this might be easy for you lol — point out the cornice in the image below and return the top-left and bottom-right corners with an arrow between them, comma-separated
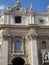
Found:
34,12 -> 49,16
0,24 -> 29,29
29,24 -> 49,29
0,24 -> 49,29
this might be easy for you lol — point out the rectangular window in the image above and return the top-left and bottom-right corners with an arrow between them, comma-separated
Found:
15,16 -> 21,23
39,19 -> 44,24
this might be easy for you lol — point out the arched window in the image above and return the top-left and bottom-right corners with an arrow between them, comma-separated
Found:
14,40 -> 22,52
41,41 -> 46,49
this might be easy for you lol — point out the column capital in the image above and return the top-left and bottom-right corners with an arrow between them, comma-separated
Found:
24,35 -> 29,40
28,34 -> 38,40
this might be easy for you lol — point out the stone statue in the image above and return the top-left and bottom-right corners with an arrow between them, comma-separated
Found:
29,4 -> 33,12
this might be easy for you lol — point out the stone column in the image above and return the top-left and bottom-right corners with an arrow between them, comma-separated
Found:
2,36 -> 8,65
30,35 -> 39,65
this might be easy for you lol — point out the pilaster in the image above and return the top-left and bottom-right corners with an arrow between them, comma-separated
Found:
29,35 -> 39,65
1,35 -> 8,65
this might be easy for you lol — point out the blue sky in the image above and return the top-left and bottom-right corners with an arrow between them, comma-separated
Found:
0,0 -> 49,13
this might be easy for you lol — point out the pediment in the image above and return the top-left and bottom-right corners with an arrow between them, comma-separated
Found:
9,1 -> 26,15
2,1 -> 27,16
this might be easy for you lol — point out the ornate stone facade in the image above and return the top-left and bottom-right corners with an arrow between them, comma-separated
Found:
0,1 -> 49,65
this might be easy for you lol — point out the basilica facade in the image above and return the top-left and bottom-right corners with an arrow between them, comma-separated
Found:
0,1 -> 49,65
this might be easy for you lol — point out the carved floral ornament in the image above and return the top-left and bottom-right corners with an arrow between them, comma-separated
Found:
24,35 -> 37,40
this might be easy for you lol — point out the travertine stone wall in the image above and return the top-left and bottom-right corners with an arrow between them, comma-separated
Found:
2,40 -> 8,65
0,45 -> 1,65
36,28 -> 49,36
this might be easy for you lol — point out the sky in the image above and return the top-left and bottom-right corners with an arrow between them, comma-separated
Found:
0,0 -> 49,13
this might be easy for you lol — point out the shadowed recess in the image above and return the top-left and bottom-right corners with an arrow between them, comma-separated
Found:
12,57 -> 25,65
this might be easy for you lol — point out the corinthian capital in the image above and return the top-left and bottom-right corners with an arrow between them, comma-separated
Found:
28,34 -> 38,40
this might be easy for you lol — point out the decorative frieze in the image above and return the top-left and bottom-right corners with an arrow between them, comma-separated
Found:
37,36 -> 49,40
36,28 -> 49,36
